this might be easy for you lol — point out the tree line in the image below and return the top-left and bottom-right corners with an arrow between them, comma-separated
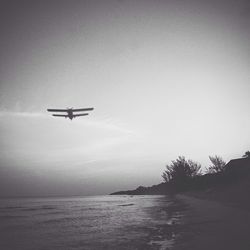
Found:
161,151 -> 250,190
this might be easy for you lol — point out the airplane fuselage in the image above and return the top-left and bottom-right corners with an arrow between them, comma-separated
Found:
67,109 -> 74,120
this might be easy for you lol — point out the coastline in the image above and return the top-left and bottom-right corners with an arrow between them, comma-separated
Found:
173,194 -> 250,250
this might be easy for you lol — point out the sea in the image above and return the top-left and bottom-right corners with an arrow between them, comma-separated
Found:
0,195 -> 186,250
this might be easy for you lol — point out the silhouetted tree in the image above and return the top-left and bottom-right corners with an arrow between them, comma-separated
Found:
162,156 -> 201,184
206,155 -> 226,173
242,151 -> 250,158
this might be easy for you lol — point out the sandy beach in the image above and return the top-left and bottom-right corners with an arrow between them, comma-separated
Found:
174,195 -> 250,250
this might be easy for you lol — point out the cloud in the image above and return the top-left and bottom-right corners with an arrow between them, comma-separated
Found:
76,118 -> 136,135
0,110 -> 47,118
0,110 -> 135,134
0,110 -> 138,166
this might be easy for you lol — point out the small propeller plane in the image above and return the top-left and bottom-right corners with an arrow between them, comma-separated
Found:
47,107 -> 94,120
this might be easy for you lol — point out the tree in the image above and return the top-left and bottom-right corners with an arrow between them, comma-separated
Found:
206,155 -> 226,174
162,156 -> 201,184
242,151 -> 250,158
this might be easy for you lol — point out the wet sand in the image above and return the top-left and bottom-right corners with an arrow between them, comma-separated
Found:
174,195 -> 250,250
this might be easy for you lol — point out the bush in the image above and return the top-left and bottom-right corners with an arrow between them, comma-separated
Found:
243,151 -> 250,158
162,156 -> 201,184
206,155 -> 226,173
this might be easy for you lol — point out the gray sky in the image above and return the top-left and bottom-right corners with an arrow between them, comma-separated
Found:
0,0 -> 250,196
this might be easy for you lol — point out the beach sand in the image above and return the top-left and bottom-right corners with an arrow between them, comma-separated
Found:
173,194 -> 250,250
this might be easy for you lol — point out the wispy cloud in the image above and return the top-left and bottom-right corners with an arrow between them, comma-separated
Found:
76,118 -> 136,135
0,110 -> 139,166
0,110 -> 136,135
0,111 -> 47,118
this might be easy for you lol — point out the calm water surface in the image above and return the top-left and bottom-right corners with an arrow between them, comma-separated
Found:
0,195 -> 184,250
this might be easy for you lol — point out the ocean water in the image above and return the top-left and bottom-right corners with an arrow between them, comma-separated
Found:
0,195 -> 184,250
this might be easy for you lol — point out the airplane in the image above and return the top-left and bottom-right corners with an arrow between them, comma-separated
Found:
47,107 -> 94,120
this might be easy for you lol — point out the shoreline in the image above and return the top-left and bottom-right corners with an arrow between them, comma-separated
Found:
173,194 -> 250,250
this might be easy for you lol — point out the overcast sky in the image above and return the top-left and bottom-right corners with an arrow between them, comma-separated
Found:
0,0 -> 250,197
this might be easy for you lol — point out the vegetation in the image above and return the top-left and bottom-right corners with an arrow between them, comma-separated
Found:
111,150 -> 250,195
161,156 -> 201,191
243,151 -> 250,158
206,155 -> 226,173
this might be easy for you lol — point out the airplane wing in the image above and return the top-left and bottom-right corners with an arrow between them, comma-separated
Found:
47,109 -> 68,112
73,113 -> 89,117
52,114 -> 68,118
72,108 -> 94,112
